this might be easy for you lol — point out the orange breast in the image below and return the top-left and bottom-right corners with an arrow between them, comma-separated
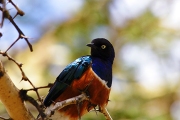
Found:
54,67 -> 111,119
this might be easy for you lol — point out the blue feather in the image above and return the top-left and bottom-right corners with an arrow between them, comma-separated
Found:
43,56 -> 92,107
91,57 -> 112,88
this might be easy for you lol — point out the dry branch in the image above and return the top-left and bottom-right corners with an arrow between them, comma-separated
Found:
0,60 -> 35,120
100,107 -> 113,120
44,92 -> 113,120
45,93 -> 89,117
0,1 -> 33,52
0,50 -> 43,104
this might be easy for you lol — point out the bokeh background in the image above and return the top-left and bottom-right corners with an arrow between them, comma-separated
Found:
1,0 -> 180,119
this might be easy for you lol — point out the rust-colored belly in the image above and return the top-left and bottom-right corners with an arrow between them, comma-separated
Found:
54,67 -> 111,119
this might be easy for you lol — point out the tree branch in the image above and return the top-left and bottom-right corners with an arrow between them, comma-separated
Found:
44,92 -> 113,120
45,93 -> 89,118
100,107 -> 113,120
0,51 -> 43,104
0,60 -> 35,120
0,2 -> 33,52
19,90 -> 46,119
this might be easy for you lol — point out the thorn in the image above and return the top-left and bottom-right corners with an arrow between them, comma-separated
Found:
19,63 -> 23,67
12,12 -> 18,19
21,34 -> 28,39
20,78 -> 23,82
22,76 -> 28,81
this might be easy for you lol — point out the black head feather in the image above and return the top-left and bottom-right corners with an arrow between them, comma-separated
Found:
87,38 -> 115,64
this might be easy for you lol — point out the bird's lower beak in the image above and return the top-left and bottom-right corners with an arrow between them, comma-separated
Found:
86,43 -> 94,47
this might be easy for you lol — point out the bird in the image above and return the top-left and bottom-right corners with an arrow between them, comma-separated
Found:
43,38 -> 115,120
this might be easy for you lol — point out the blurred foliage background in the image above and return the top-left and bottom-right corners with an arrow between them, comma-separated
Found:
1,0 -> 180,120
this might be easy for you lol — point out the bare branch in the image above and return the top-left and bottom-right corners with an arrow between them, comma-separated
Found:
25,83 -> 53,91
0,0 -> 5,27
0,51 -> 43,104
45,93 -> 89,118
0,2 -> 33,52
100,107 -> 113,120
8,0 -> 25,16
5,14 -> 33,52
44,92 -> 113,120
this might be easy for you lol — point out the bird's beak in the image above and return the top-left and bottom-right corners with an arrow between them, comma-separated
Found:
86,43 -> 94,47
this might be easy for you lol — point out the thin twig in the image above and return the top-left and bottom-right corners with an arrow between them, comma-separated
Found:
8,0 -> 25,16
4,37 -> 20,53
24,83 -> 53,92
0,51 -> 42,104
0,4 -> 33,52
0,0 -> 5,27
5,15 -> 33,52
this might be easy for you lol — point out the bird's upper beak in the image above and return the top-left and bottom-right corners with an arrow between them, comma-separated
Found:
86,43 -> 94,47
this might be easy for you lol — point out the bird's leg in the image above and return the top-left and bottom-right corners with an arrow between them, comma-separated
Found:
76,99 -> 81,120
75,92 -> 89,120
87,103 -> 98,116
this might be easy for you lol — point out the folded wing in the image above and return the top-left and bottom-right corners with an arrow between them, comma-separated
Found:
43,56 -> 92,107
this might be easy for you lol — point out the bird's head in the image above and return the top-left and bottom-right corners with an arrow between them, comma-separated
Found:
87,38 -> 115,63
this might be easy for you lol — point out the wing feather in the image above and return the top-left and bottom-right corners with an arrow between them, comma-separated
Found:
43,56 -> 91,107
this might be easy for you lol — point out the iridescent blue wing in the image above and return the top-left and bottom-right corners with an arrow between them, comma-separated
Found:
43,56 -> 92,107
